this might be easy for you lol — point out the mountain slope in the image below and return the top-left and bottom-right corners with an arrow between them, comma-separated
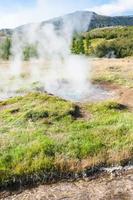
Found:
0,11 -> 133,36
89,12 -> 133,30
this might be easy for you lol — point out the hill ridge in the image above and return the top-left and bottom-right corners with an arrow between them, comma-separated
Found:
0,10 -> 133,36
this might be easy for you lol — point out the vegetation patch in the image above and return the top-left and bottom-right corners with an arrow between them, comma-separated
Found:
0,92 -> 132,188
1,26 -> 133,61
25,110 -> 49,122
71,26 -> 133,58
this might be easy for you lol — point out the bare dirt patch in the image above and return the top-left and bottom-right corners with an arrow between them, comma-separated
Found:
119,88 -> 133,108
97,82 -> 133,108
92,58 -> 133,108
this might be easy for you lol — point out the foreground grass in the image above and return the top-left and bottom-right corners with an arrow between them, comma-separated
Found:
0,92 -> 133,187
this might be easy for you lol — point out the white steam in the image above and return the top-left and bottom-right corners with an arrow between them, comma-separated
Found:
0,15 -> 92,101
0,13 -> 113,102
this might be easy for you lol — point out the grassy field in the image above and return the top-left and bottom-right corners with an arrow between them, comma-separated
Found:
92,58 -> 133,88
0,58 -> 133,188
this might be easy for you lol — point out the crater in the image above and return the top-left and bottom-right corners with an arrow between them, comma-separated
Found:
0,82 -> 115,103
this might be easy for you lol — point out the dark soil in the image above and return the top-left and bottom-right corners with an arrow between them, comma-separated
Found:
1,169 -> 133,200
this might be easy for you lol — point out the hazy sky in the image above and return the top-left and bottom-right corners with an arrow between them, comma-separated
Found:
0,0 -> 133,29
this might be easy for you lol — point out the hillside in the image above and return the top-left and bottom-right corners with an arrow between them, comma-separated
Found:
0,91 -> 133,188
72,26 -> 133,58
0,11 -> 133,60
88,12 -> 133,30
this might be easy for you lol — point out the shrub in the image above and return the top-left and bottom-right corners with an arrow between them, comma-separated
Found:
25,110 -> 49,121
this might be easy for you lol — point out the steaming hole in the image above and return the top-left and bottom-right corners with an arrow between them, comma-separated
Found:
43,80 -> 115,102
0,60 -> 115,102
68,105 -> 82,119
0,80 -> 115,102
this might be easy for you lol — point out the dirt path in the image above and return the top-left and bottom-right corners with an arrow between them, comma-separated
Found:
1,170 -> 133,200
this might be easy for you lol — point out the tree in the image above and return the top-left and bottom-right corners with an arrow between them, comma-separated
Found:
0,37 -> 11,60
71,35 -> 85,54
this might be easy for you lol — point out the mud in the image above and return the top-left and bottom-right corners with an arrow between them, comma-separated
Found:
1,169 -> 133,200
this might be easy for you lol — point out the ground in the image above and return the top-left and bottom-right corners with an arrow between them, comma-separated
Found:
0,58 -> 133,199
91,58 -> 133,107
1,169 -> 133,200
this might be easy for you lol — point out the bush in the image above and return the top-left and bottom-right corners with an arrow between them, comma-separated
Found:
25,110 -> 49,121
71,35 -> 85,54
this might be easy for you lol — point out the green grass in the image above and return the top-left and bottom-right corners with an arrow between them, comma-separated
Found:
0,92 -> 133,187
93,72 -> 133,88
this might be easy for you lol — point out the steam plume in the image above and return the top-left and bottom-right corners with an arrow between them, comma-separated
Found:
1,14 -> 92,101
